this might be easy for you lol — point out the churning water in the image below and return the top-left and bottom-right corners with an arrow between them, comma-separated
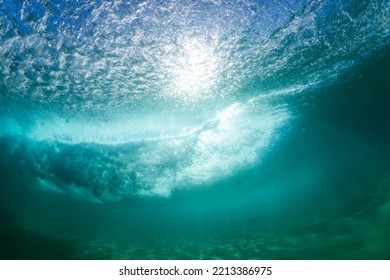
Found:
0,0 -> 389,259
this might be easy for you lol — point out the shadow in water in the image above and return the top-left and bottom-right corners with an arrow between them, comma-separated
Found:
0,207 -> 77,260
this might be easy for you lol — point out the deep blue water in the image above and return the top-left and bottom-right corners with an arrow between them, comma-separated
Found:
0,0 -> 390,259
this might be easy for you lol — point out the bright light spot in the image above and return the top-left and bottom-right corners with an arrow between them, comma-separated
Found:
166,38 -> 220,100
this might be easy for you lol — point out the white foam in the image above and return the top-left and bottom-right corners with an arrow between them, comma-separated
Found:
4,99 -> 289,201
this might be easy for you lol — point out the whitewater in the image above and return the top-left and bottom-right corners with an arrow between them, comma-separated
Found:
0,0 -> 389,259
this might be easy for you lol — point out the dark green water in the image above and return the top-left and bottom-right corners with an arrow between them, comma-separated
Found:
1,0 -> 390,259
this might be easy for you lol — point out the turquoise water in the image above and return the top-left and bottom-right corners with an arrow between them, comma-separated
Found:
0,0 -> 390,259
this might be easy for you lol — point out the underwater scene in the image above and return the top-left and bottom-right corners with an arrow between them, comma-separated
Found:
0,0 -> 389,259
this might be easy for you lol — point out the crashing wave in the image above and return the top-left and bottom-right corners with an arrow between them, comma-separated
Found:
0,0 -> 389,201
